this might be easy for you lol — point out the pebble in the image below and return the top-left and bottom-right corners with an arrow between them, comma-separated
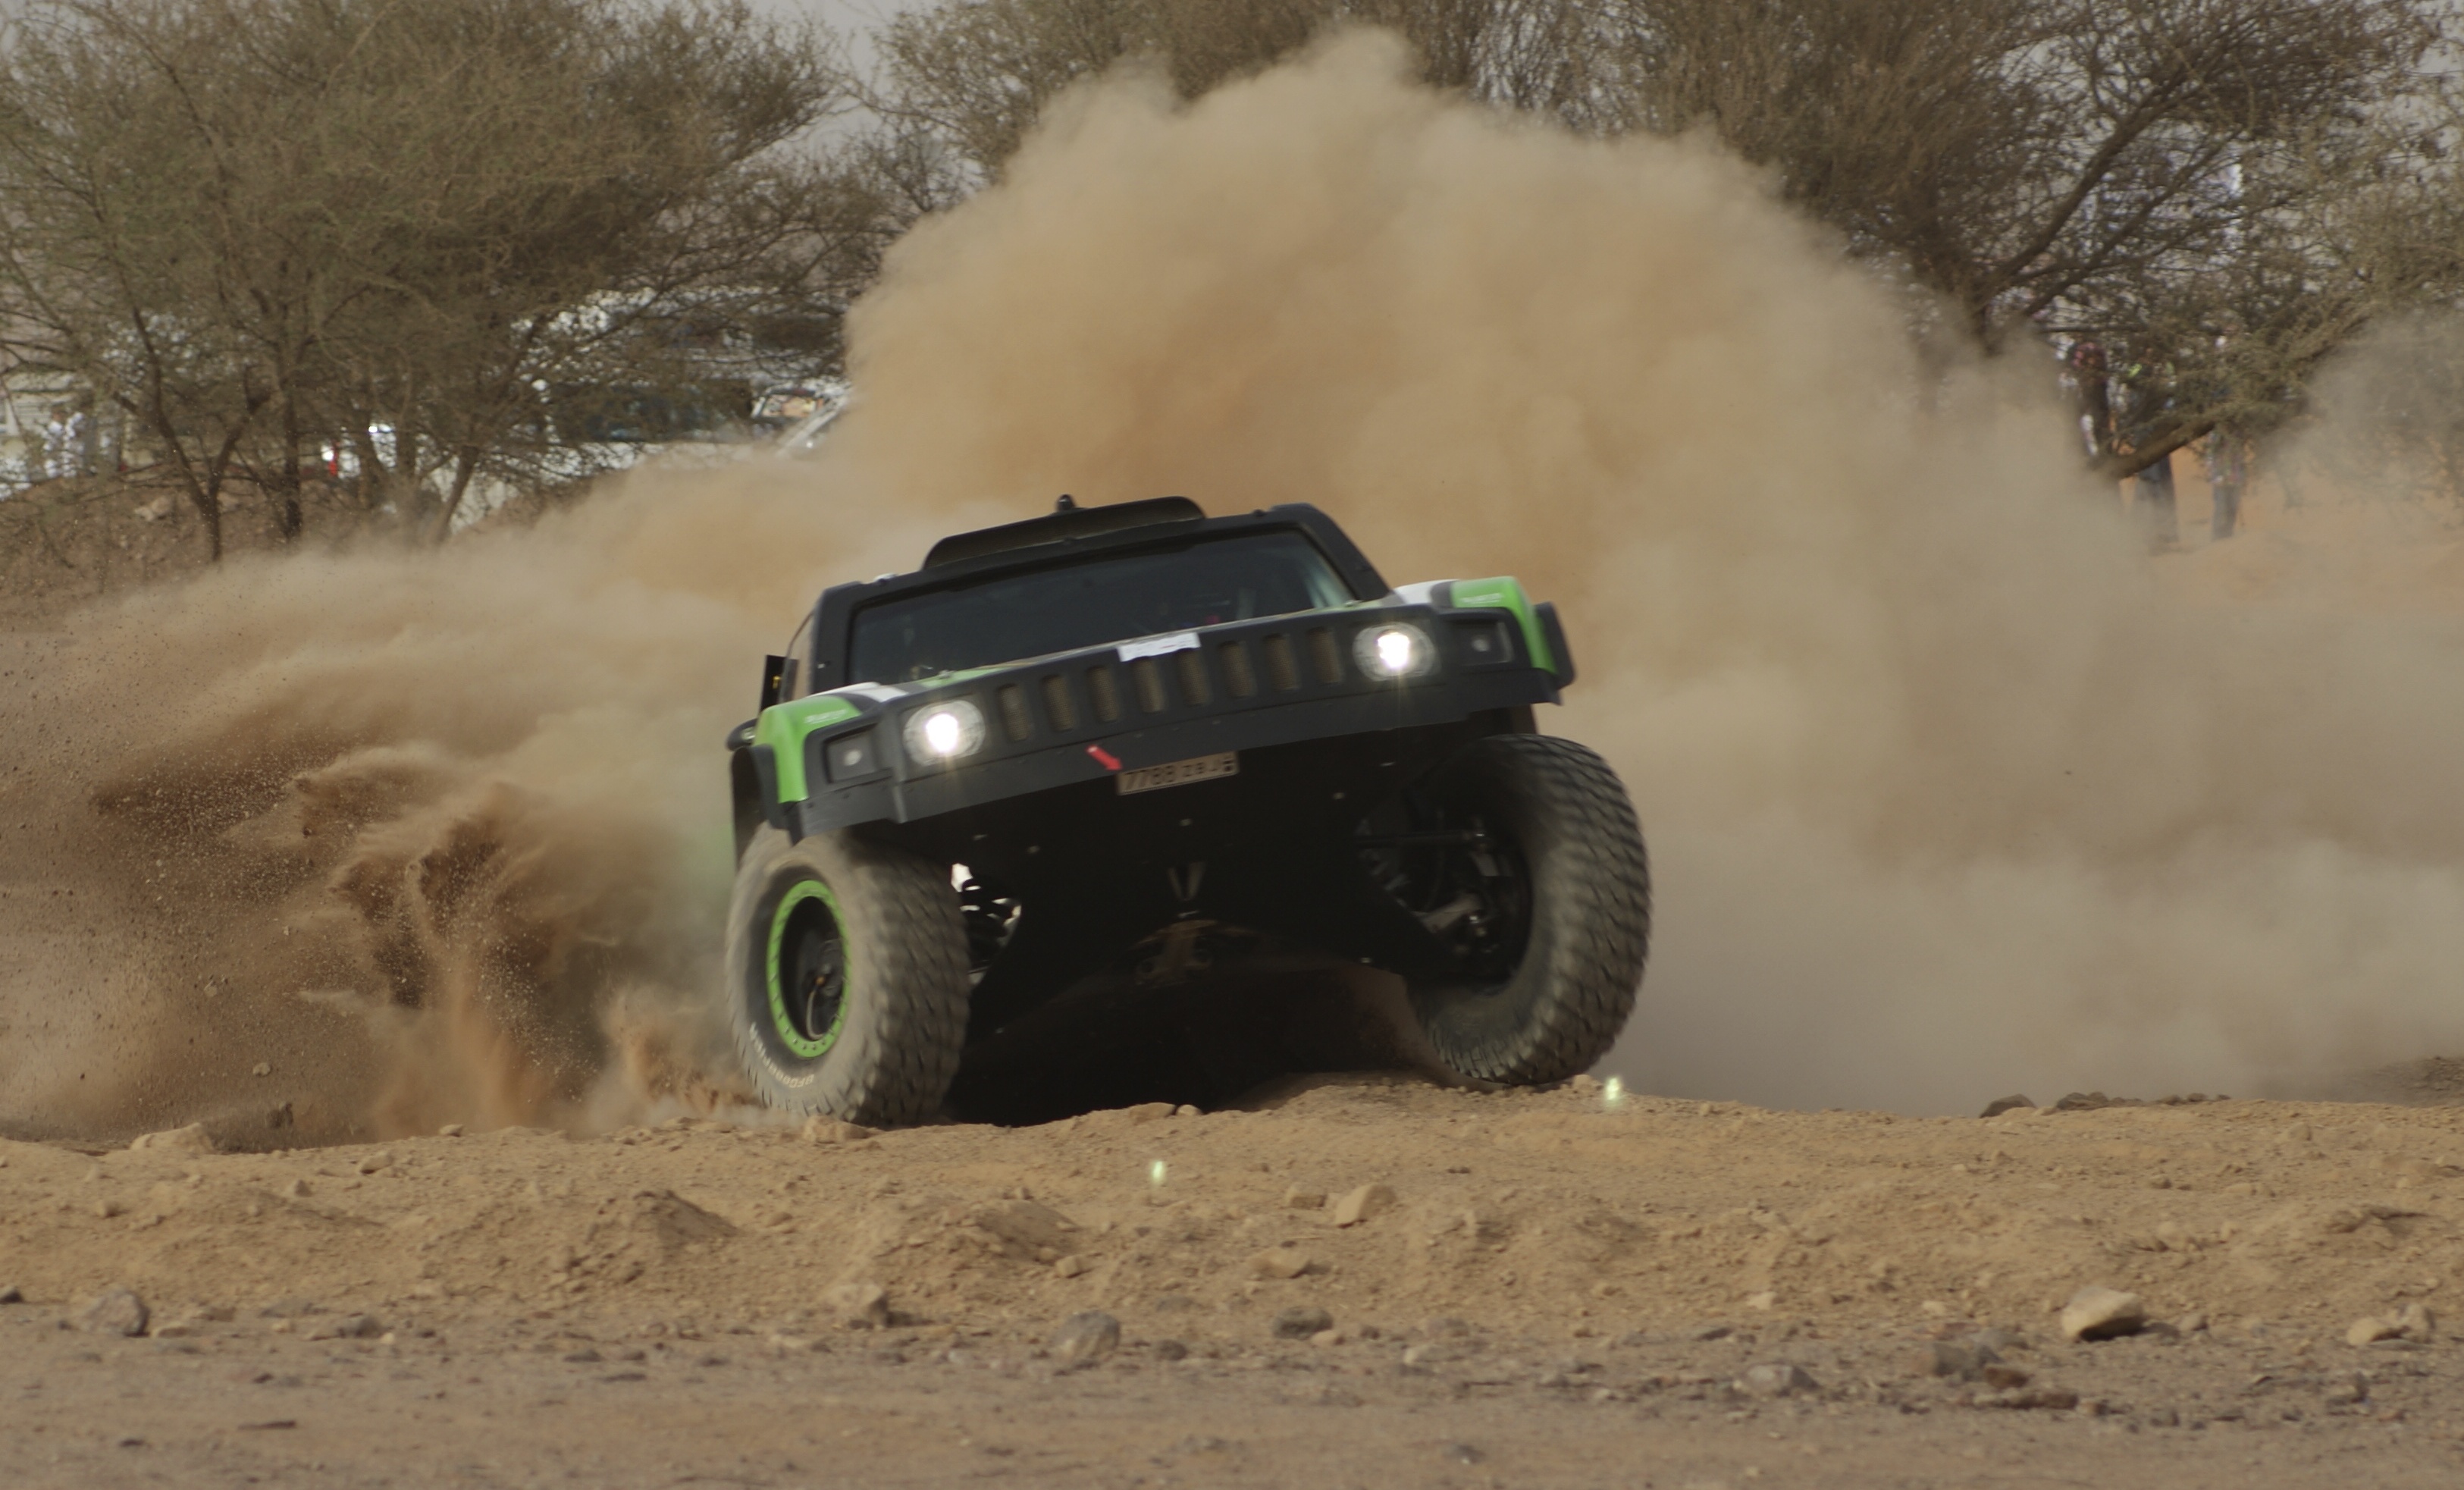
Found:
1249,1247 -> 1311,1280
1052,1255 -> 1089,1278
127,1123 -> 215,1154
2059,1286 -> 2147,1342
2395,1301 -> 2437,1341
1272,1306 -> 1334,1340
77,1288 -> 149,1338
1282,1187 -> 1327,1210
1332,1184 -> 1396,1228
307,1314 -> 382,1341
0,1285 -> 21,1304
1155,1339 -> 1189,1361
437,1124 -> 464,1138
1908,1341 -> 1998,1380
1736,1362 -> 1818,1397
1979,1094 -> 2036,1118
823,1281 -> 891,1329
1049,1311 -> 1120,1366
356,1151 -> 395,1175
2336,1310 -> 2395,1349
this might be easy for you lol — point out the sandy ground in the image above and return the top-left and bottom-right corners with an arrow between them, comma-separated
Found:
6,1076 -> 2464,1487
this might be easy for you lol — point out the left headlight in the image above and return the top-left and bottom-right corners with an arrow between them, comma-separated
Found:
1354,622 -> 1437,680
901,698 -> 987,764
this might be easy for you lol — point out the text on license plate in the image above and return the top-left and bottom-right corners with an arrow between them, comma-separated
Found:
1116,752 -> 1240,795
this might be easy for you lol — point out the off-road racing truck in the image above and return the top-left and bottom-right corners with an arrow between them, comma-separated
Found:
722,496 -> 1650,1125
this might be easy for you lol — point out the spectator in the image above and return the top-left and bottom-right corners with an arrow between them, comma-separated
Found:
2133,450 -> 2179,549
2203,431 -> 2249,539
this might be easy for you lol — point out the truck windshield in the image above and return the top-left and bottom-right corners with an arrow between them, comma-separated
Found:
851,529 -> 1354,684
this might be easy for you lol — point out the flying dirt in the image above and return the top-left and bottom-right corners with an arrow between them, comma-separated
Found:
9,37 -> 2464,1141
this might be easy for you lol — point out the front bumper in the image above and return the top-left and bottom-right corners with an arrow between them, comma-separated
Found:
787,604 -> 1559,836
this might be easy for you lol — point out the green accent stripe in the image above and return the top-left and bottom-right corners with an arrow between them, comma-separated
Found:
1446,576 -> 1556,676
753,695 -> 864,804
764,879 -> 849,1059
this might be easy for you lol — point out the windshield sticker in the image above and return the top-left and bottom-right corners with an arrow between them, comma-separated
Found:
1118,631 -> 1200,660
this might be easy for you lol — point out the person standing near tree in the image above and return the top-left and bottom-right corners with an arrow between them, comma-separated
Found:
40,403 -> 73,480
2204,429 -> 2249,539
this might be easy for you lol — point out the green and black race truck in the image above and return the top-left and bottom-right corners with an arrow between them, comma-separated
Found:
721,495 -> 1650,1125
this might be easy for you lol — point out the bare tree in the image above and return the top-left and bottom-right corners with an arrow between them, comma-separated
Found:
0,0 -> 886,552
870,0 -> 1604,180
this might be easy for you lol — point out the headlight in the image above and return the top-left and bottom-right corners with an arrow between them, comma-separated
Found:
901,699 -> 986,764
1354,622 -> 1436,680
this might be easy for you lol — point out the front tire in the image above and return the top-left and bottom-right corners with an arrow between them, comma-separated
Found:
1377,734 -> 1650,1084
723,826 -> 970,1125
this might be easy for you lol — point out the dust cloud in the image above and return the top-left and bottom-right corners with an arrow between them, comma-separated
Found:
5,30 -> 2463,1140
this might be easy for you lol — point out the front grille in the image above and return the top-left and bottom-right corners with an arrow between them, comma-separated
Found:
1130,657 -> 1167,713
996,684 -> 1033,742
883,607 -> 1481,773
1306,626 -> 1342,684
1220,641 -> 1256,698
1040,673 -> 1077,731
1261,633 -> 1299,692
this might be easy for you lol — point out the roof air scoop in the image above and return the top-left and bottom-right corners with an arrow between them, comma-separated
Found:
922,495 -> 1207,569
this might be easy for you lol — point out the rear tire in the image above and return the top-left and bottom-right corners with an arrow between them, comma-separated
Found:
1396,735 -> 1650,1084
723,826 -> 970,1125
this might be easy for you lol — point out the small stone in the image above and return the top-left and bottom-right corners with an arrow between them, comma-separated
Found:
1743,1290 -> 1778,1312
2394,1302 -> 2437,1341
1282,1187 -> 1327,1210
2326,1372 -> 2370,1405
1331,1184 -> 1396,1228
251,1063 -> 271,1078
1310,1328 -> 1346,1347
1272,1306 -> 1334,1340
801,1117 -> 878,1145
1569,1074 -> 1599,1093
355,1151 -> 395,1176
1980,1363 -> 2032,1390
0,1286 -> 22,1304
309,1314 -> 382,1341
1049,1311 -> 1120,1366
2347,1316 -> 2401,1347
1908,1341 -> 1998,1380
2059,1286 -> 2147,1342
78,1288 -> 149,1338
1737,1362 -> 1818,1397
93,1199 -> 127,1219
437,1124 -> 464,1138
1052,1254 -> 1089,1278
2174,1312 -> 2209,1334
1980,1095 -> 2036,1118
127,1123 -> 215,1154
1173,1104 -> 1201,1118
1249,1247 -> 1311,1280
1155,1338 -> 1189,1361
1689,1324 -> 1733,1342
284,1178 -> 312,1198
823,1281 -> 890,1329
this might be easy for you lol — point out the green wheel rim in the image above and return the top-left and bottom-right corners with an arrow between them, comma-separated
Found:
765,879 -> 851,1059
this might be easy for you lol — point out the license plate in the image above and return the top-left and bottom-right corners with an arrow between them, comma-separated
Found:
1117,752 -> 1239,795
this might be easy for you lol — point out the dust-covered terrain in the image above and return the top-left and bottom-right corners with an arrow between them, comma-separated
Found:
8,1079 -> 2464,1487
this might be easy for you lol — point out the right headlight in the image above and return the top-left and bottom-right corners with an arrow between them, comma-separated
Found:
901,698 -> 986,764
1354,622 -> 1437,680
